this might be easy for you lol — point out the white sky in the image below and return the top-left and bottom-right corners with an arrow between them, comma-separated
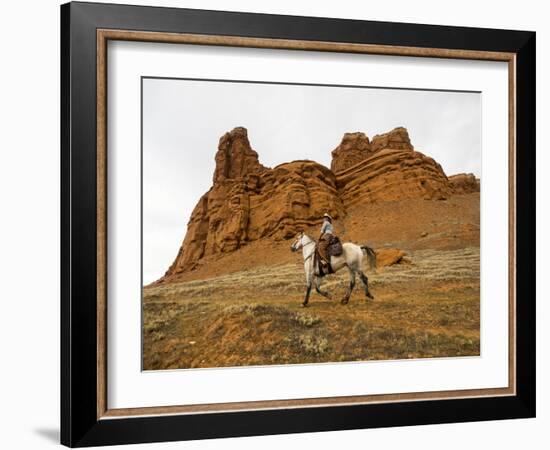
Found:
143,78 -> 481,284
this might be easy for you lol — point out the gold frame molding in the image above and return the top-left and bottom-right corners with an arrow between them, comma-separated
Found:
96,29 -> 516,420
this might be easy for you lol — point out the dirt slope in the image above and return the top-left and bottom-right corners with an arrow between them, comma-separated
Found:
156,192 -> 479,284
143,248 -> 480,369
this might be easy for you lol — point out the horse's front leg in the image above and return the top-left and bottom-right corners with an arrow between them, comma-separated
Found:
341,269 -> 356,305
302,266 -> 313,307
314,276 -> 332,300
302,282 -> 312,307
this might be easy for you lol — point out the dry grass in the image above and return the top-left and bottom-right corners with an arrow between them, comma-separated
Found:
143,247 -> 480,370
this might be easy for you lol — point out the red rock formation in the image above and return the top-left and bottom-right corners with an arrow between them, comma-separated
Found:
449,173 -> 480,194
371,127 -> 413,153
330,132 -> 372,173
375,248 -> 408,267
213,127 -> 266,182
165,129 -> 345,276
162,126 -> 472,280
329,126 -> 452,206
336,148 -> 452,206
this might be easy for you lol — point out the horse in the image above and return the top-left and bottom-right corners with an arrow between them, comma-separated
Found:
290,232 -> 377,307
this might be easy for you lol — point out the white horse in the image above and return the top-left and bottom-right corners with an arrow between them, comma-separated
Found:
290,232 -> 377,307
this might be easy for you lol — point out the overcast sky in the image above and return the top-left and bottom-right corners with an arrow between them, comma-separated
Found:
143,78 -> 481,284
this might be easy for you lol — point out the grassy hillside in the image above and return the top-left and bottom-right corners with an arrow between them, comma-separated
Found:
143,247 -> 480,370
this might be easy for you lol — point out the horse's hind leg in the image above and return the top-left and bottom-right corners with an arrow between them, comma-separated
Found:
314,277 -> 332,300
341,269 -> 356,305
359,271 -> 374,300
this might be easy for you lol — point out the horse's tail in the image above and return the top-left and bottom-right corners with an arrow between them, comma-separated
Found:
360,245 -> 377,270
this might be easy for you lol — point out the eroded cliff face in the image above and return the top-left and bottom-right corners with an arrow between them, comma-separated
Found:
212,127 -> 266,182
162,126 -> 478,279
330,132 -> 373,173
165,128 -> 345,275
330,127 -> 452,206
448,173 -> 481,194
336,148 -> 453,206
371,126 -> 414,153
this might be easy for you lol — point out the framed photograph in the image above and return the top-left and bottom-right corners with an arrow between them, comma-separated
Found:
61,2 -> 536,447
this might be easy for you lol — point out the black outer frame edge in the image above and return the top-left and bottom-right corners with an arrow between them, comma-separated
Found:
68,1 -> 535,51
62,2 -> 100,446
514,33 -> 536,416
60,2 -> 71,447
78,396 -> 534,447
60,1 -> 536,447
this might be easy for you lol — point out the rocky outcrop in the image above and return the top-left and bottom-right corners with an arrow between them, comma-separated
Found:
331,132 -> 372,173
162,126 -> 473,279
449,173 -> 480,194
375,248 -> 408,267
330,126 -> 450,206
213,127 -> 266,182
336,148 -> 452,206
165,129 -> 345,276
330,127 -> 414,174
371,127 -> 413,153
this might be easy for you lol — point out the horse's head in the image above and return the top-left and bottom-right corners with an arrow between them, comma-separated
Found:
290,231 -> 304,252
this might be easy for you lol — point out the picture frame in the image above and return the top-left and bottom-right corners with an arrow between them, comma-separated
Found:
60,1 -> 536,447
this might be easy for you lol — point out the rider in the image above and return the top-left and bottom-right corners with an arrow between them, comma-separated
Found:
318,213 -> 334,271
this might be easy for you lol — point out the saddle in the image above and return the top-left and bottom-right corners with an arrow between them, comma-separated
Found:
315,235 -> 342,277
327,235 -> 343,257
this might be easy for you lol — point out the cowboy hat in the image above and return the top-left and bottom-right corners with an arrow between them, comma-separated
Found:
323,213 -> 333,220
